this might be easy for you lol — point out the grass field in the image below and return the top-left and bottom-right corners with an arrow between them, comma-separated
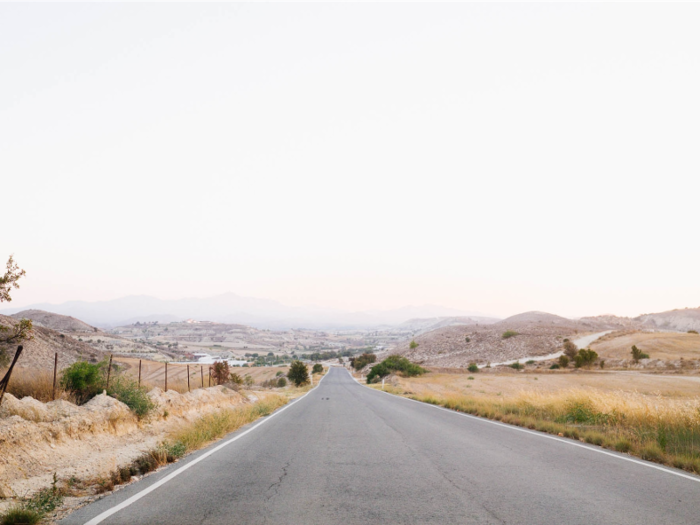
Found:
590,331 -> 700,361
377,370 -> 700,474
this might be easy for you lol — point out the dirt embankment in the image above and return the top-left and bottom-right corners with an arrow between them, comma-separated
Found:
0,385 -> 253,500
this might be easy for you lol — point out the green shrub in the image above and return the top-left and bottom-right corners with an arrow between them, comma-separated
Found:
287,360 -> 309,386
277,377 -> 287,388
525,360 -> 535,365
558,355 -> 570,368
107,376 -> 156,418
510,361 -> 524,370
465,337 -> 470,343
502,330 -> 518,339
366,355 -> 427,383
688,330 -> 698,334
0,508 -> 41,525
409,340 -> 419,349
467,363 -> 479,373
574,349 -> 598,368
350,353 -> 377,370
230,372 -> 243,385
312,363 -> 323,374
23,474 -> 63,516
60,360 -> 106,404
549,364 -> 560,369
275,371 -> 283,377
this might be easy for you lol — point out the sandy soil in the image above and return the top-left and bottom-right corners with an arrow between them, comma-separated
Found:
0,385 -> 253,501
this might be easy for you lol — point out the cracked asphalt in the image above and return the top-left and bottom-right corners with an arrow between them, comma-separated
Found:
62,367 -> 700,524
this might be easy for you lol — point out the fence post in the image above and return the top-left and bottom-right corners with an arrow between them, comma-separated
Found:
53,352 -> 58,400
200,366 -> 204,388
0,346 -> 23,407
208,367 -> 211,387
187,364 -> 190,392
106,354 -> 113,390
165,362 -> 168,392
138,359 -> 142,388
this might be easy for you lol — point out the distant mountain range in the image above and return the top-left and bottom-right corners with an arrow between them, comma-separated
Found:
0,293 -> 491,330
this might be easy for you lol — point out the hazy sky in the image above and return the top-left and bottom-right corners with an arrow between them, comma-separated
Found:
2,3 -> 700,319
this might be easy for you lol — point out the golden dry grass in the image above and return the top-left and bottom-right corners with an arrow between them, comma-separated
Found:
1,366 -> 73,403
384,370 -> 700,474
591,331 -> 700,361
169,394 -> 288,451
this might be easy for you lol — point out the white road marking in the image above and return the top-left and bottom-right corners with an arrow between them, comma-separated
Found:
83,371 -> 330,525
349,369 -> 700,485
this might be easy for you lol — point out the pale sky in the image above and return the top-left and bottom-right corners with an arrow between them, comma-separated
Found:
2,3 -> 700,319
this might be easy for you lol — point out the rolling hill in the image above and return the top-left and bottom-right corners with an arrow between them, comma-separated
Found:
391,311 -> 632,368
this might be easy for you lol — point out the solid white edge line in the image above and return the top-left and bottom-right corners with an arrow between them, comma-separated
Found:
83,369 -> 331,525
348,368 -> 700,485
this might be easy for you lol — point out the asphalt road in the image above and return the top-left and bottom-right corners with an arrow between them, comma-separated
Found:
63,367 -> 700,525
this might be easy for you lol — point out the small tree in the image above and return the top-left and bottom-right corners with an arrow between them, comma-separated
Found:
563,340 -> 578,359
312,363 -> 323,374
631,345 -> 649,363
287,360 -> 309,387
558,355 -> 570,368
277,377 -> 287,388
230,372 -> 243,385
409,340 -> 419,349
243,375 -> 254,387
574,349 -> 598,368
467,363 -> 479,373
0,255 -> 26,303
211,361 -> 230,385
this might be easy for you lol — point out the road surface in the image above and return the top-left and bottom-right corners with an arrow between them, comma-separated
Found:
63,367 -> 700,524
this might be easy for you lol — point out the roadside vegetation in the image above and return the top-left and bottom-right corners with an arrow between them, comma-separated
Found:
387,374 -> 700,475
366,355 -> 427,383
350,352 -> 376,370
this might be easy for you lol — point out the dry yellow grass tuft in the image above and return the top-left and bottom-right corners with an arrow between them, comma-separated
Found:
1,366 -> 73,403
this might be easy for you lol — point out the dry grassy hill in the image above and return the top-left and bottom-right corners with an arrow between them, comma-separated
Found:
392,311 -> 627,368
590,330 -> 700,362
0,314 -> 103,371
11,309 -> 99,334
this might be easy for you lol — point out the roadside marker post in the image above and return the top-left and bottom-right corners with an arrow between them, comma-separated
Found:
382,378 -> 385,390
165,362 -> 168,392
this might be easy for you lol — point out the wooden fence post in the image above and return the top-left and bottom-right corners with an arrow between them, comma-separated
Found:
0,346 -> 23,407
138,359 -> 142,388
187,364 -> 190,392
208,367 -> 211,387
165,362 -> 168,392
106,354 -> 113,390
52,352 -> 58,400
201,366 -> 204,388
